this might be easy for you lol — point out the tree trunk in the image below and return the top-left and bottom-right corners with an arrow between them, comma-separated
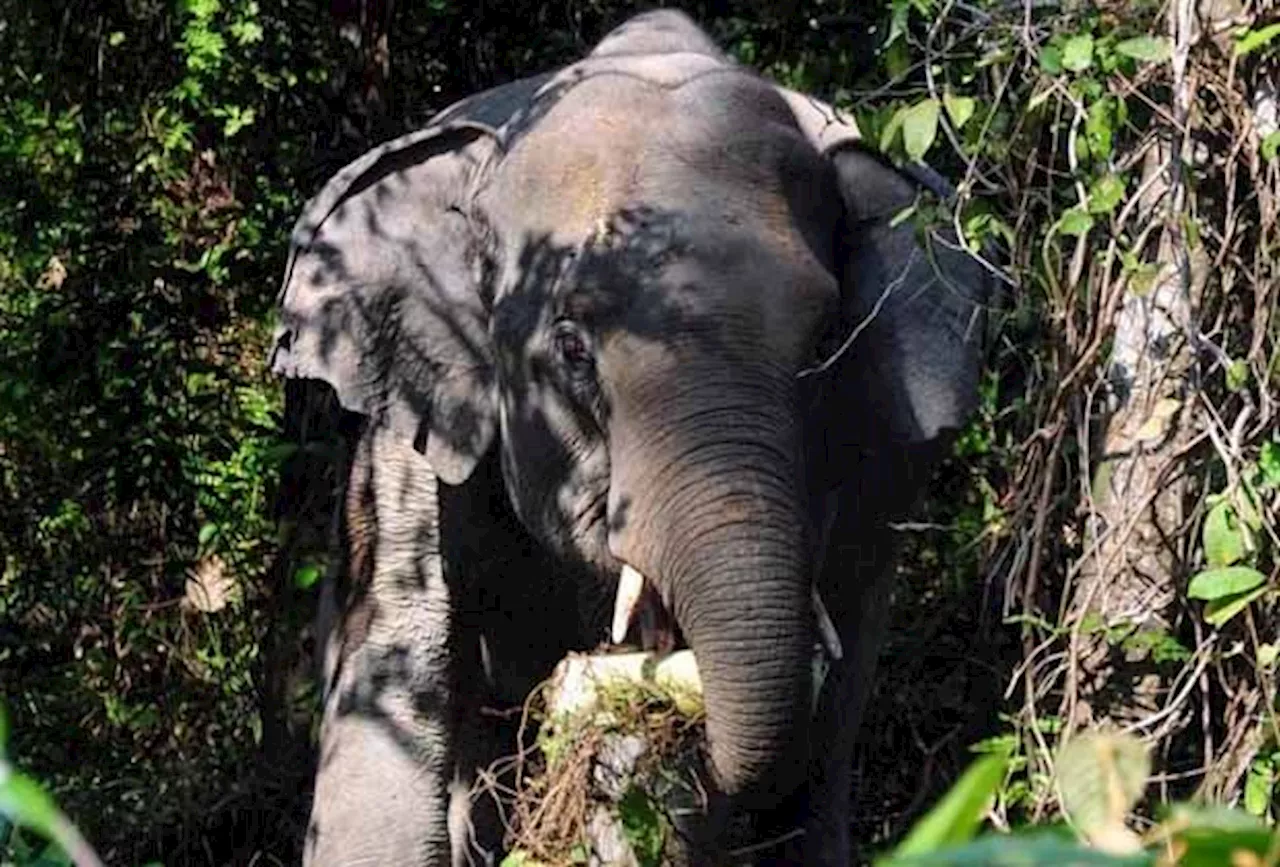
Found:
1062,0 -> 1210,744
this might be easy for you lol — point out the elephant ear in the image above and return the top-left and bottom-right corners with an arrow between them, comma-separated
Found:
819,143 -> 993,462
271,122 -> 501,485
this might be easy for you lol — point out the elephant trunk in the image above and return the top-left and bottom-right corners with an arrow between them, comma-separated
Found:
607,368 -> 814,802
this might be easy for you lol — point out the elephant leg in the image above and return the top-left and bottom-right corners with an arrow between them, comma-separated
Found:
804,443 -> 939,867
803,505 -> 897,867
304,421 -> 460,867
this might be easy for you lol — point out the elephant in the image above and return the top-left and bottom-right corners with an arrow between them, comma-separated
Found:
270,8 -> 992,866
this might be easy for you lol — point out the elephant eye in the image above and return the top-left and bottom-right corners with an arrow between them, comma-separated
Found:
553,321 -> 594,373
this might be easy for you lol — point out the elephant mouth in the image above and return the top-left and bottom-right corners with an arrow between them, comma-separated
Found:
609,563 -> 843,664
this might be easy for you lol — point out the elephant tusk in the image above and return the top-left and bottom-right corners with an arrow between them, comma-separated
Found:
812,585 -> 843,661
611,564 -> 647,644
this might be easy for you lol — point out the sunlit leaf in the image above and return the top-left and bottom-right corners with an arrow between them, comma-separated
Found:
1203,585 -> 1269,627
884,831 -> 1150,866
1258,643 -> 1279,669
1262,131 -> 1280,161
1062,34 -> 1095,72
889,754 -> 1008,857
1235,23 -> 1280,57
902,98 -> 940,162
1243,756 -> 1273,817
1202,502 -> 1245,568
1087,175 -> 1126,214
1114,36 -> 1170,63
1187,566 -> 1266,601
0,768 -> 64,851
943,92 -> 976,130
880,106 -> 908,154
1056,731 -> 1149,853
1057,208 -> 1094,237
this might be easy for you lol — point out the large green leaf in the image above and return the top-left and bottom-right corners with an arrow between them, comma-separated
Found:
1203,585 -> 1269,628
1114,37 -> 1170,63
902,98 -> 940,162
888,754 -> 1008,858
1160,804 -> 1273,867
1187,566 -> 1266,601
1062,34 -> 1094,72
1236,23 -> 1280,57
1202,502 -> 1246,568
885,831 -> 1151,867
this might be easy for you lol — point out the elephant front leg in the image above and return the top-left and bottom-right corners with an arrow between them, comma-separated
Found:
803,495 -> 899,867
304,423 -> 461,867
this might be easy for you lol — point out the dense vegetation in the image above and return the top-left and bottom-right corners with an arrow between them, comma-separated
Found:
1,1 -> 1276,864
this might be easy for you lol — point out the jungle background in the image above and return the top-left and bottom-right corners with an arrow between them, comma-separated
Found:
1,0 -> 1278,864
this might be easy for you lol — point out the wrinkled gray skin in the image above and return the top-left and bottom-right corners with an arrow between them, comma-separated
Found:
272,10 -> 991,867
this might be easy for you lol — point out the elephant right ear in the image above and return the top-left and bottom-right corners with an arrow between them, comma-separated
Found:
271,122 -> 500,485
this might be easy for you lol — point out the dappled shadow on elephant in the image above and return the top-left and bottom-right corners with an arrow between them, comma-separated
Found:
273,8 -> 994,867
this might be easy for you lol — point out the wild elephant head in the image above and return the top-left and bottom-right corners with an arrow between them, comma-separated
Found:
272,9 -> 990,810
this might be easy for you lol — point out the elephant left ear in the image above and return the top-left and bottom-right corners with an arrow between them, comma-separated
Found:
828,144 -> 992,446
807,142 -> 993,484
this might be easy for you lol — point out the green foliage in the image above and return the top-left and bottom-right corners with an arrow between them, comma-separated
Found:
883,731 -> 1280,866
887,754 -> 1011,860
616,786 -> 664,867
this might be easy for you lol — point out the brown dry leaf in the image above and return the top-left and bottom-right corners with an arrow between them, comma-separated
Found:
183,555 -> 236,613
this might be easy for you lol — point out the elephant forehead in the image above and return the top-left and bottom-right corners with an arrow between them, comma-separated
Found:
486,80 -> 670,240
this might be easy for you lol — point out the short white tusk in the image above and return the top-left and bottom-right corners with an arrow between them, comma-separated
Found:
812,585 -> 843,661
611,564 -> 646,644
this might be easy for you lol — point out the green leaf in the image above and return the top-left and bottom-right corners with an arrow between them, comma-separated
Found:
1086,97 -> 1116,161
293,563 -> 322,590
1039,44 -> 1064,75
1114,36 -> 1171,63
1262,131 -> 1280,161
1225,359 -> 1250,392
1056,732 -> 1149,843
901,99 -> 940,162
197,523 -> 219,548
0,768 -> 64,847
1244,757 -> 1273,816
880,106 -> 908,154
617,786 -> 664,867
943,92 -> 976,131
884,830 -> 1151,867
1202,503 -> 1246,568
1164,804 -> 1272,867
1062,34 -> 1095,72
1057,208 -> 1095,237
1259,440 -> 1280,489
1187,565 -> 1266,600
1087,175 -> 1126,214
890,754 -> 1008,857
1235,23 -> 1280,57
1204,584 -> 1269,628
